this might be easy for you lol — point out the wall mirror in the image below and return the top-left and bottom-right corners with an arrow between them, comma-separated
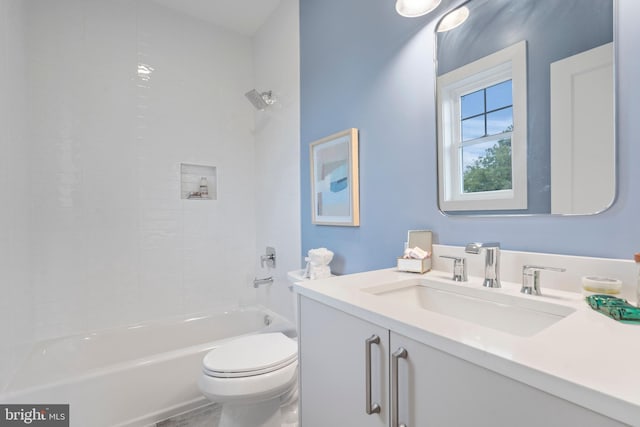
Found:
435,0 -> 615,215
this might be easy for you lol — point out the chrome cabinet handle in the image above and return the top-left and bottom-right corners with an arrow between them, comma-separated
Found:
365,334 -> 381,415
391,347 -> 408,427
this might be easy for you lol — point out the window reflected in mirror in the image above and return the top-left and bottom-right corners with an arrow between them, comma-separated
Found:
438,41 -> 527,212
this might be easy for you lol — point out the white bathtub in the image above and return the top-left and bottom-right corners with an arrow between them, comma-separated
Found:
0,306 -> 295,427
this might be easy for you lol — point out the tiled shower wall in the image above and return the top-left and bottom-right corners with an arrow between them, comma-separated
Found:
252,0 -> 301,322
0,0 -> 32,391
0,0 -> 264,388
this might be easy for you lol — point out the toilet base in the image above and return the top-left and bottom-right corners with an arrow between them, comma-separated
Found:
280,398 -> 299,427
219,399 -> 282,427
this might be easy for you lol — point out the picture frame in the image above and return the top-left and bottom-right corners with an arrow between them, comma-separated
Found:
310,128 -> 360,226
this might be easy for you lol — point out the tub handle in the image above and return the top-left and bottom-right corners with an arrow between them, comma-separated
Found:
365,334 -> 381,415
391,347 -> 408,427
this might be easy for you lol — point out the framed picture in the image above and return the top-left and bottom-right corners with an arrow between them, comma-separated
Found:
310,128 -> 360,226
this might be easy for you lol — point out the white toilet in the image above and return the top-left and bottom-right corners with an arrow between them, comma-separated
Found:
198,331 -> 298,427
197,268 -> 308,427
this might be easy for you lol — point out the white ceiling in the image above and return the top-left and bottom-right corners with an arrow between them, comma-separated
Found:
150,0 -> 282,36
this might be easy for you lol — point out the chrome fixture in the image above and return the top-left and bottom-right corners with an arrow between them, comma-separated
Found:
263,314 -> 272,326
253,276 -> 273,288
260,246 -> 276,268
245,89 -> 276,110
440,255 -> 467,282
303,257 -> 311,279
465,242 -> 501,288
365,335 -> 381,415
521,265 -> 566,295
395,0 -> 441,17
391,347 -> 408,427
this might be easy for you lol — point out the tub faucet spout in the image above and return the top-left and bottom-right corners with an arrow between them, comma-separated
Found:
465,242 -> 501,288
253,276 -> 273,288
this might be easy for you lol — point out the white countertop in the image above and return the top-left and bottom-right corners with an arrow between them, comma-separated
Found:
294,268 -> 640,426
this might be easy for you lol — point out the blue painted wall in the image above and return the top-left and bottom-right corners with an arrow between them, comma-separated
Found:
300,0 -> 640,274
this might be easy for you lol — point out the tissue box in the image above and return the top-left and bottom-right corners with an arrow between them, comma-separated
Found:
397,257 -> 431,274
396,229 -> 433,274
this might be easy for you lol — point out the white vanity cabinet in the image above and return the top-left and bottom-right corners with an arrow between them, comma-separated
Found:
298,295 -> 626,427
298,295 -> 389,427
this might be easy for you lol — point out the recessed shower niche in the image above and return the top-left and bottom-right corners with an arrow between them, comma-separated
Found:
180,163 -> 217,200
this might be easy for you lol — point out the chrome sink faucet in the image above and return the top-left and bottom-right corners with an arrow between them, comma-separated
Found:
465,242 -> 501,288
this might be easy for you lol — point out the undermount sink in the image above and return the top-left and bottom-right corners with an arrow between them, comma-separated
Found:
362,279 -> 575,337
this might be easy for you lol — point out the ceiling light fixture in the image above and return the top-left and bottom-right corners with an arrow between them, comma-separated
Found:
395,0 -> 442,18
437,6 -> 470,32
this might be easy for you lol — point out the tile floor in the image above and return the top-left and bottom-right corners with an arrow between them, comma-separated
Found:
156,403 -> 221,427
155,401 -> 298,427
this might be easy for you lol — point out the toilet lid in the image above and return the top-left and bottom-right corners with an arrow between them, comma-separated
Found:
203,332 -> 297,378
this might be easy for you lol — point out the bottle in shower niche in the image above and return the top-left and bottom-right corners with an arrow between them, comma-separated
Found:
199,177 -> 209,199
635,253 -> 640,307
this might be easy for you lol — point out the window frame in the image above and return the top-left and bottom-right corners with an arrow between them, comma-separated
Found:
437,41 -> 528,212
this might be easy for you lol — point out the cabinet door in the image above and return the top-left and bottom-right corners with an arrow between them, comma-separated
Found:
390,332 -> 626,427
299,296 -> 389,427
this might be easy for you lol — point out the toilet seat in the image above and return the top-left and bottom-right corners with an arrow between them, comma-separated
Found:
198,332 -> 299,404
202,332 -> 297,378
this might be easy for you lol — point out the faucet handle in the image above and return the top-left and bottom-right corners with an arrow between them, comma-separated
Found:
521,265 -> 566,295
260,246 -> 276,268
440,256 -> 467,282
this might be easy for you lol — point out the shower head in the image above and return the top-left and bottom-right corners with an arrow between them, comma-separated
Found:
245,89 -> 276,110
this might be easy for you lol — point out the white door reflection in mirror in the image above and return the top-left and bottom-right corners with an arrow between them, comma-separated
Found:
550,43 -> 614,214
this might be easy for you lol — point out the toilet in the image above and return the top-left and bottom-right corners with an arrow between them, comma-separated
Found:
197,270 -> 307,427
198,332 -> 298,427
